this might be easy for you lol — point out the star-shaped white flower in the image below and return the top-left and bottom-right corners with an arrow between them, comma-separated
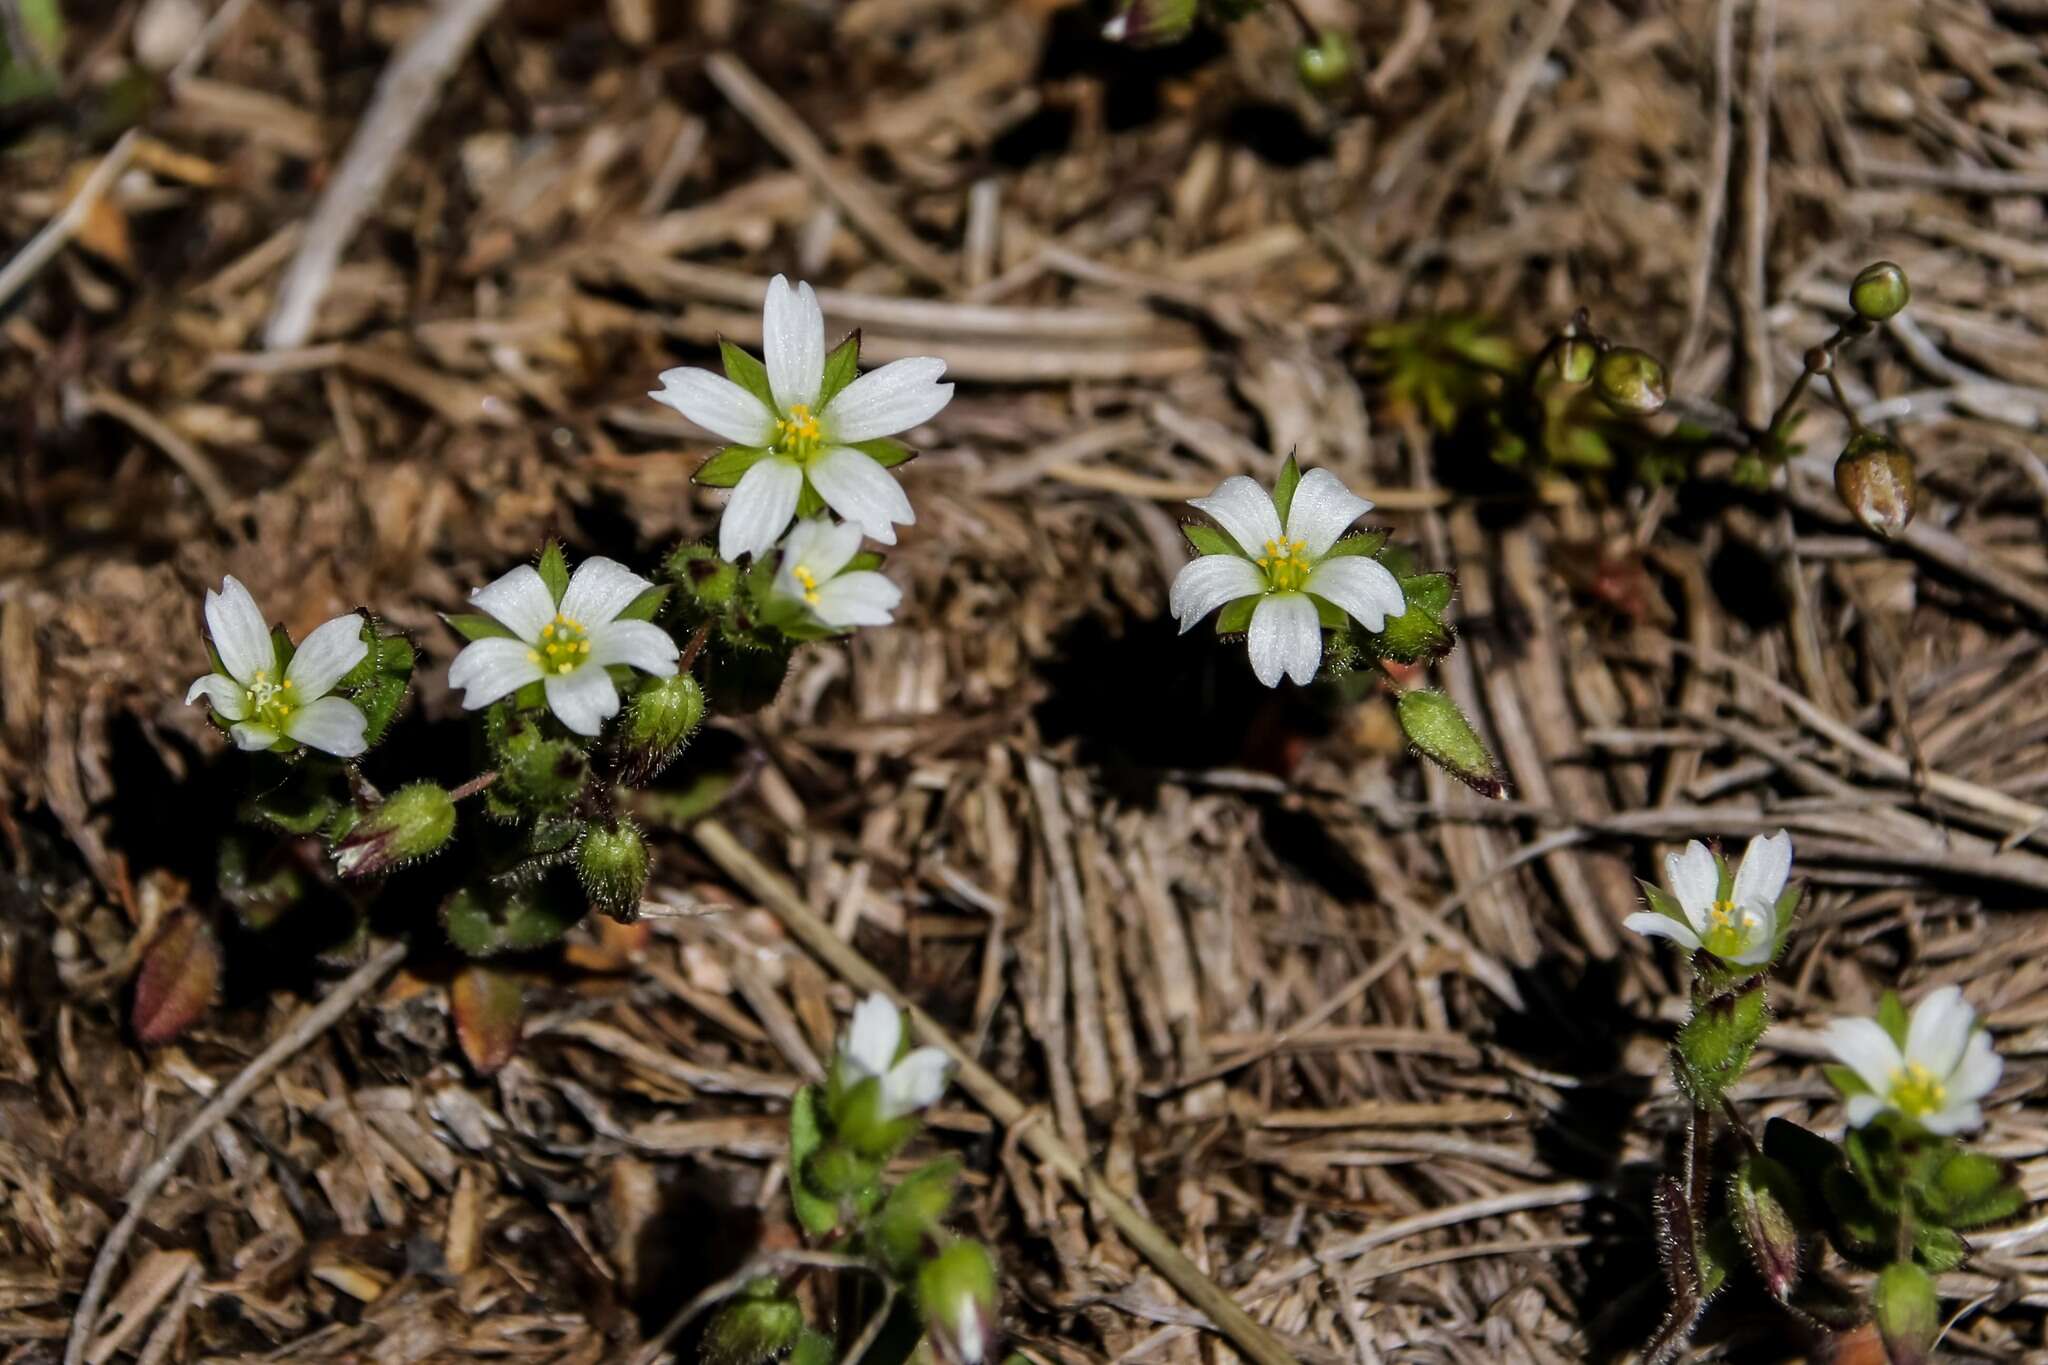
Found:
1823,985 -> 2002,1135
650,275 -> 953,561
840,991 -> 951,1120
448,556 -> 679,737
1169,467 -> 1407,687
772,519 -> 901,630
185,576 -> 369,758
1625,830 -> 1792,966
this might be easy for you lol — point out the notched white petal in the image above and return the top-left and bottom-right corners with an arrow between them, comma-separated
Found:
843,993 -> 902,1078
286,614 -> 368,698
543,664 -> 620,737
1188,476 -> 1283,559
809,446 -> 914,543
560,557 -> 656,627
1284,467 -> 1375,557
824,357 -> 952,443
471,565 -> 559,643
185,673 -> 249,720
206,575 -> 277,685
719,457 -> 805,562
283,695 -> 368,758
763,275 -> 826,412
650,366 -> 777,445
882,1046 -> 952,1117
1247,593 -> 1321,687
587,620 -> 681,675
1665,841 -> 1719,928
1623,912 -> 1703,951
1822,1016 -> 1906,1097
1169,555 -> 1263,632
811,572 -> 901,628
1304,556 -> 1405,633
448,638 -> 546,710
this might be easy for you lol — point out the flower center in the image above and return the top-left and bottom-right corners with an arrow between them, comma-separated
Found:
1701,897 -> 1757,958
529,613 -> 593,676
1889,1061 -> 1947,1119
775,403 -> 824,464
247,668 -> 297,728
1256,537 -> 1312,592
791,564 -> 823,606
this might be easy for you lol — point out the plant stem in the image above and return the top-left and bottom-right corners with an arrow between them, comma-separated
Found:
449,771 -> 499,802
678,621 -> 712,673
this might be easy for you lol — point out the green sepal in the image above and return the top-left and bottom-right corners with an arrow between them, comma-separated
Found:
794,480 -> 826,519
788,1086 -> 841,1237
695,445 -> 770,489
702,1278 -> 805,1365
536,542 -> 571,604
1823,1064 -> 1874,1098
1368,573 -> 1456,663
442,880 -> 579,957
829,1075 -> 918,1160
1914,1223 -> 1969,1273
444,612 -> 518,643
1638,880 -> 1689,926
351,672 -> 409,749
871,1158 -> 961,1276
1671,985 -> 1769,1107
1321,529 -> 1390,560
720,339 -> 776,410
850,436 -> 913,469
1731,1156 -> 1805,1302
1181,524 -> 1237,557
1215,595 -> 1256,635
1877,992 -> 1910,1049
1396,689 -> 1504,798
846,551 -> 883,573
1314,597 -> 1347,630
615,585 -> 669,622
1271,455 -> 1302,526
817,332 -> 861,409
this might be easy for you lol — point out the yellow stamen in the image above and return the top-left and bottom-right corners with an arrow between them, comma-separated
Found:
775,403 -> 825,462
1259,537 -> 1314,592
1890,1062 -> 1947,1119
792,564 -> 823,606
535,613 -> 591,674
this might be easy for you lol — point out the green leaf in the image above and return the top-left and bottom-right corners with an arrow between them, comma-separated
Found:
1877,992 -> 1910,1049
1368,597 -> 1454,664
1215,595 -> 1256,635
1639,880 -> 1689,926
1918,1149 -> 2025,1230
817,332 -> 861,409
1271,455 -> 1301,527
871,1158 -> 961,1275
537,542 -> 570,604
1822,1165 -> 1896,1264
1400,572 -> 1454,617
849,436 -> 913,469
444,612 -> 517,643
788,1086 -> 840,1237
788,1332 -> 834,1365
1731,1156 -> 1804,1301
352,673 -> 408,748
1823,1064 -> 1873,1098
1672,986 -> 1770,1107
695,445 -> 771,489
241,764 -> 344,835
702,1282 -> 805,1365
615,585 -> 669,622
1914,1223 -> 1968,1273
442,881 -> 579,958
628,770 -> 736,830
1396,689 -> 1504,797
720,339 -> 776,411
1321,529 -> 1391,560
1182,524 -> 1238,557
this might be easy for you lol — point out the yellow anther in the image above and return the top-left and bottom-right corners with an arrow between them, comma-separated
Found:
557,662 -> 574,675
527,649 -> 541,664
1890,1062 -> 1948,1119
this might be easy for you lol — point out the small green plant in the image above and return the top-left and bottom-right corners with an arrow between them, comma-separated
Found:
1628,834 -> 2018,1363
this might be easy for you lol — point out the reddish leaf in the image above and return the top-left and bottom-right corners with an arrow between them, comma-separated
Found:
451,966 -> 523,1075
133,911 -> 222,1045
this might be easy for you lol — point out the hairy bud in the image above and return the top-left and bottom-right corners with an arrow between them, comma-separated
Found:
918,1241 -> 998,1365
620,674 -> 704,783
1833,432 -> 1916,538
578,821 -> 650,919
1103,0 -> 1198,46
1592,347 -> 1668,416
334,782 -> 456,878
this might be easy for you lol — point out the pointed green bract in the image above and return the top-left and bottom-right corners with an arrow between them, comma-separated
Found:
694,444 -> 770,489
444,613 -> 517,642
720,339 -> 777,410
817,332 -> 861,409
536,542 -> 571,603
1215,596 -> 1256,635
1271,454 -> 1302,526
1182,523 -> 1236,557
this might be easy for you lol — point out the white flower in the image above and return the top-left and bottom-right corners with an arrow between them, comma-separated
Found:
447,556 -> 679,737
1823,985 -> 2002,1135
771,519 -> 901,630
1624,830 -> 1792,966
650,275 -> 953,560
185,576 -> 369,758
840,991 -> 951,1119
1169,467 -> 1407,687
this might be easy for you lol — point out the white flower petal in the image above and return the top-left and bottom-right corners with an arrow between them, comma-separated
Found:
823,357 -> 952,443
1247,593 -> 1322,688
448,638 -> 546,710
784,517 -> 865,580
1905,985 -> 1972,1079
285,613 -> 367,698
843,992 -> 902,1079
206,575 -> 277,686
543,664 -> 620,737
649,366 -> 777,445
1665,841 -> 1720,931
559,557 -> 655,627
230,721 -> 279,750
809,446 -> 914,544
1283,467 -> 1375,557
1732,829 -> 1793,917
719,456 -> 805,561
763,275 -> 825,412
1304,556 -> 1406,633
1845,1093 -> 1887,1128
1623,912 -> 1703,951
282,695 -> 368,758
1921,1103 -> 1983,1137
1949,1030 -> 2002,1103
471,565 -> 559,643
185,673 -> 248,721
587,620 -> 681,675
1169,555 -> 1265,632
1727,915 -> 1778,966
811,571 -> 901,628
1822,1016 -> 1906,1098
952,1301 -> 986,1364
881,1045 -> 952,1118
1189,476 -> 1284,559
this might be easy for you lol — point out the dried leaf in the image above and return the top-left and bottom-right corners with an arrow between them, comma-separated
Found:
132,911 -> 221,1045
451,965 -> 524,1075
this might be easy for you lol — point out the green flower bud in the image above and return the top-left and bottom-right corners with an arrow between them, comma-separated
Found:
666,542 -> 740,609
1873,1261 -> 1938,1365
1850,261 -> 1910,323
873,1160 -> 961,1275
1557,337 -> 1596,385
497,717 -> 590,813
1295,30 -> 1353,92
802,1136 -> 881,1200
827,1074 -> 919,1160
1730,1156 -> 1803,1303
1396,690 -> 1504,798
1833,432 -> 1916,538
1592,347 -> 1668,416
333,782 -> 456,878
1103,0 -> 1197,46
918,1241 -> 998,1365
702,1279 -> 805,1365
620,674 -> 704,784
577,821 -> 649,919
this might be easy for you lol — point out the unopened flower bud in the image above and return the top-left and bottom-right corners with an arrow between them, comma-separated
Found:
1103,0 -> 1197,46
702,1280 -> 804,1365
134,0 -> 206,74
1833,432 -> 1916,538
918,1241 -> 998,1365
334,782 -> 456,878
1731,1156 -> 1802,1303
578,821 -> 649,919
1850,261 -> 1910,323
1593,347 -> 1668,416
665,542 -> 740,609
1397,690 -> 1504,798
620,674 -> 704,783
498,721 -> 590,812
1296,30 -> 1354,92
1556,337 -> 1596,385
1874,1261 -> 1937,1365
